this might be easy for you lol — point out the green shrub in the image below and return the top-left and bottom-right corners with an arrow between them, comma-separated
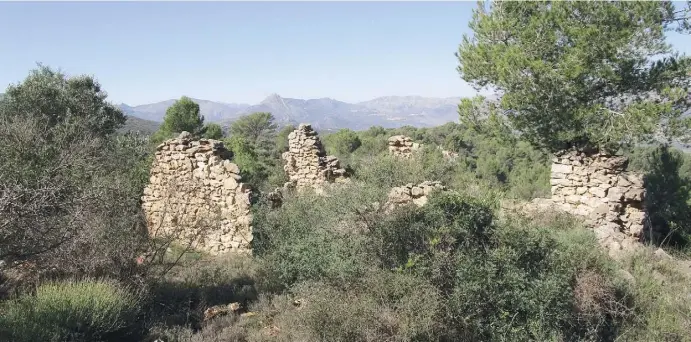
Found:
252,185 -> 380,291
0,279 -> 142,342
351,152 -> 455,193
369,192 -> 630,341
249,271 -> 440,342
617,250 -> 691,342
626,145 -> 691,247
0,66 -> 153,282
323,128 -> 361,153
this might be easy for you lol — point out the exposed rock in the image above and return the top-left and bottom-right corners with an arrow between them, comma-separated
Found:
142,132 -> 253,255
654,247 -> 673,261
282,123 -> 350,192
387,135 -> 422,158
203,302 -> 243,322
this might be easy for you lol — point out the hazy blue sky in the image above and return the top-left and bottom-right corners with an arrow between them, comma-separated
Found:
0,2 -> 689,106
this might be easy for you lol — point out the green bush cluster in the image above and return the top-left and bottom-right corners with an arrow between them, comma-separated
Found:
244,185 -> 633,341
2,5 -> 691,337
319,122 -> 551,200
0,279 -> 142,342
625,145 -> 691,247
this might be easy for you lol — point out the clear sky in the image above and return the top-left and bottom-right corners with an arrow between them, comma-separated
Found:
0,1 -> 689,106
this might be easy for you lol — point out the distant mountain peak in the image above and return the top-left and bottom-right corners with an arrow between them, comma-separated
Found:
120,94 -> 464,131
262,93 -> 283,102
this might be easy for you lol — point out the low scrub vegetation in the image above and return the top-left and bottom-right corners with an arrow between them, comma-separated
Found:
2,1 -> 691,341
0,66 -> 690,341
0,279 -> 143,341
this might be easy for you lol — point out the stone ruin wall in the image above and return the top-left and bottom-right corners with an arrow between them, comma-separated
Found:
387,135 -> 422,158
142,132 -> 253,255
529,150 -> 648,254
383,181 -> 447,212
282,124 -> 349,192
388,135 -> 458,161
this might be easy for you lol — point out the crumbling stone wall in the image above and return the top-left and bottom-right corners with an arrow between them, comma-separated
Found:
142,132 -> 253,255
523,150 -> 648,256
548,151 -> 646,233
383,181 -> 446,212
388,135 -> 422,158
282,124 -> 349,192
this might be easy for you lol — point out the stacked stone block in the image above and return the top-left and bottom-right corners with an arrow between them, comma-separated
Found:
282,124 -> 349,192
387,135 -> 422,158
534,150 -> 647,255
383,181 -> 446,212
142,132 -> 253,255
549,150 -> 646,235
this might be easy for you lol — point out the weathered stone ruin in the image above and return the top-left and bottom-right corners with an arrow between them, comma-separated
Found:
388,135 -> 422,158
282,124 -> 349,192
526,150 -> 648,255
142,132 -> 253,255
383,181 -> 447,212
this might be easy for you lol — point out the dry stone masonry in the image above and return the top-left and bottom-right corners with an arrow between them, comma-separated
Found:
282,124 -> 349,192
383,181 -> 447,212
526,150 -> 648,256
388,135 -> 422,158
142,132 -> 253,255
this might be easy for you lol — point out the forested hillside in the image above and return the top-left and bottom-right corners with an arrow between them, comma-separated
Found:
1,2 -> 691,342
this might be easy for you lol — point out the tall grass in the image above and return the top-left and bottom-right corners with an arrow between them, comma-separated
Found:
0,279 -> 142,342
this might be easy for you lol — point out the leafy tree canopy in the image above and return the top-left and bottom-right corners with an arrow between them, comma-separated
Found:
0,64 -> 126,138
457,1 -> 691,153
324,128 -> 362,156
229,112 -> 278,151
154,96 -> 204,141
203,123 -> 224,139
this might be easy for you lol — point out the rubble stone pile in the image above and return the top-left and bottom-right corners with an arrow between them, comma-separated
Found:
141,132 -> 253,255
383,181 -> 447,212
282,124 -> 349,192
387,135 -> 422,158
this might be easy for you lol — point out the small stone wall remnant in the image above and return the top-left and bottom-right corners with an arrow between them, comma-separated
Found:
383,181 -> 446,212
549,150 -> 646,238
142,132 -> 253,255
388,135 -> 422,158
516,149 -> 648,256
282,124 -> 349,192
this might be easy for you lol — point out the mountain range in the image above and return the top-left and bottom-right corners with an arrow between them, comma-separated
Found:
118,94 -> 462,132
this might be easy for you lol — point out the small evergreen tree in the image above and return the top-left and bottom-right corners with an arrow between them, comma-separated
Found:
153,96 -> 204,141
324,128 -> 362,156
203,123 -> 224,139
229,112 -> 278,152
457,1 -> 691,153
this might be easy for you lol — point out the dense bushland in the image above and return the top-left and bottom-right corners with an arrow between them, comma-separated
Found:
0,65 -> 690,341
2,1 -> 691,341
